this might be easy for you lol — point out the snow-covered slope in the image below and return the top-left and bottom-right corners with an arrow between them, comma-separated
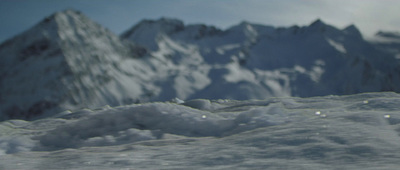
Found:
1,9 -> 400,120
0,10 -> 157,120
1,92 -> 400,169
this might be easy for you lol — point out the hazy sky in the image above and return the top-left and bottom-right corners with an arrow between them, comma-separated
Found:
0,0 -> 399,43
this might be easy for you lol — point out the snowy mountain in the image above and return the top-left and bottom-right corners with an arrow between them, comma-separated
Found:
0,10 -> 158,120
1,92 -> 400,169
123,18 -> 400,99
1,9 -> 400,120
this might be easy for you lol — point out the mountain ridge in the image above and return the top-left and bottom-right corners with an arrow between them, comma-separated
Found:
1,9 -> 399,120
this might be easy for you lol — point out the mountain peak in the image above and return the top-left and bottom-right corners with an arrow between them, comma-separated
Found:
343,24 -> 358,32
306,19 -> 331,33
121,17 -> 185,50
33,9 -> 116,44
309,19 -> 326,27
125,17 -> 185,35
343,24 -> 362,39
157,17 -> 184,26
60,9 -> 82,15
54,9 -> 83,18
37,9 -> 85,27
238,21 -> 252,26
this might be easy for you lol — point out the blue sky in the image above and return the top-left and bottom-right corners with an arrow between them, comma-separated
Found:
0,0 -> 399,43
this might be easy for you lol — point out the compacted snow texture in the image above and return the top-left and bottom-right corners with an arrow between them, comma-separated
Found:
1,92 -> 400,169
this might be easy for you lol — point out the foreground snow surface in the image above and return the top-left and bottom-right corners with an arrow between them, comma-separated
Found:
1,92 -> 400,169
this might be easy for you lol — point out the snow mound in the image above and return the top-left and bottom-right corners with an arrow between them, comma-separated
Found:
0,97 -> 298,153
36,101 -> 292,149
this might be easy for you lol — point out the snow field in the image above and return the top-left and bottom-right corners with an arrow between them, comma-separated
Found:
1,92 -> 400,169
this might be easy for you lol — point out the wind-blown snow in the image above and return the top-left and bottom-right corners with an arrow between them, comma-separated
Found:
1,92 -> 400,169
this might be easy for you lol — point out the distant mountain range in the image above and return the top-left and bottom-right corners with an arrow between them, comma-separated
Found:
1,9 -> 399,120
